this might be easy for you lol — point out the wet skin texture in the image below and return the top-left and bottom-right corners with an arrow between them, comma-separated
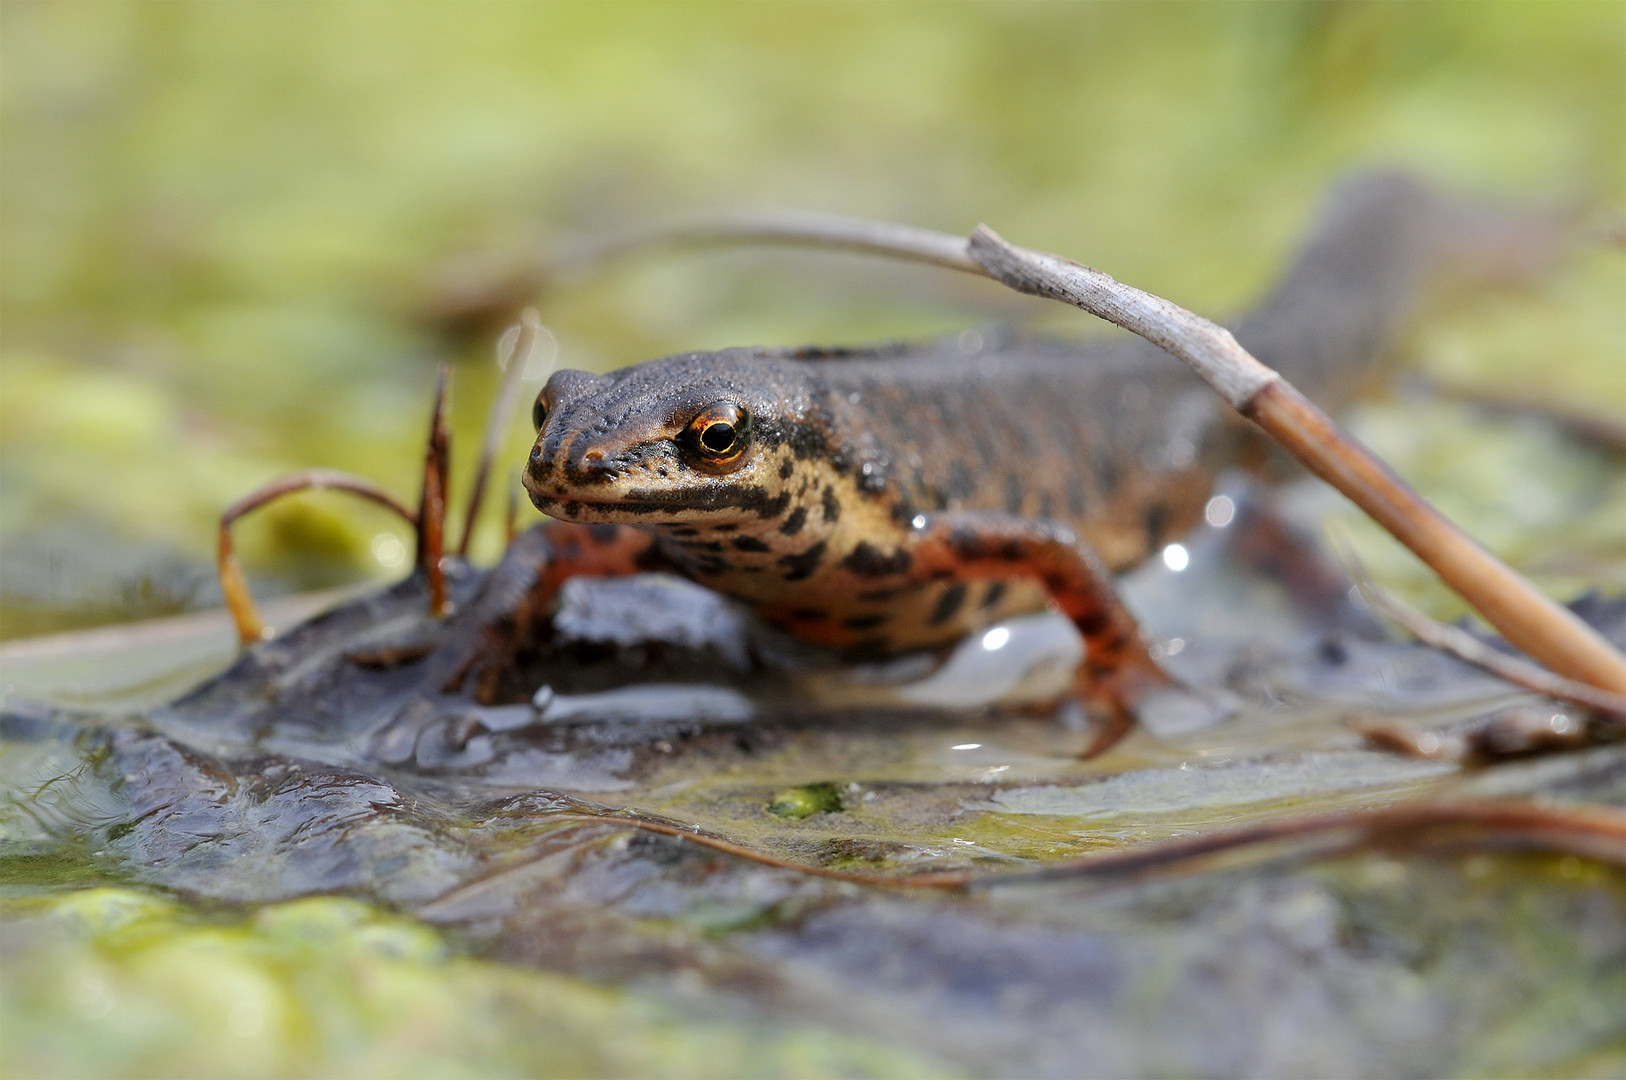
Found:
522,174 -> 1541,711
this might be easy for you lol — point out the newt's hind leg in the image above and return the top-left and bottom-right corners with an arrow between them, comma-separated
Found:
913,512 -> 1171,757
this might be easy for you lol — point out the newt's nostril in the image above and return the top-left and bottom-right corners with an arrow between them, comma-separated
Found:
584,449 -> 606,463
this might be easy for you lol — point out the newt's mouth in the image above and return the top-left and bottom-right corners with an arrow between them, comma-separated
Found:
526,487 -> 688,520
530,487 -> 656,513
526,474 -> 794,523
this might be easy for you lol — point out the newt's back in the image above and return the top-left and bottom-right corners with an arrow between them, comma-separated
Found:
790,172 -> 1540,570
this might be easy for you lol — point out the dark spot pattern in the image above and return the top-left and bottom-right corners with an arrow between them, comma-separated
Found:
841,542 -> 913,578
841,614 -> 889,630
750,489 -> 794,520
779,506 -> 808,536
980,581 -> 1007,610
676,550 -> 732,575
731,536 -> 771,553
928,584 -> 968,626
820,486 -> 841,523
779,541 -> 828,582
947,527 -> 1028,563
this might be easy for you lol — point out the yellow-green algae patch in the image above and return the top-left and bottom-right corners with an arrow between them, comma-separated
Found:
765,782 -> 844,820
0,889 -> 950,1080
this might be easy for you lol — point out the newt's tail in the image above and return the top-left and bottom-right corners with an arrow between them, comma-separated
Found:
1234,172 -> 1563,410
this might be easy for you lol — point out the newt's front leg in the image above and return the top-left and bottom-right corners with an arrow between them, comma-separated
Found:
532,522 -> 666,595
440,522 -> 665,701
911,511 -> 1172,756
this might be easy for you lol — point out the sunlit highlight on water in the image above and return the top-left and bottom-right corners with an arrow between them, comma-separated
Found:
372,533 -> 407,569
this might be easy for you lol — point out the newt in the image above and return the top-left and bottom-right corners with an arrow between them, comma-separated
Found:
517,174 -> 1551,742
517,173 -> 1547,738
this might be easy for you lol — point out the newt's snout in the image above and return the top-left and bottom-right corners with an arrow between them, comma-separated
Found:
522,367 -> 661,517
523,429 -> 651,520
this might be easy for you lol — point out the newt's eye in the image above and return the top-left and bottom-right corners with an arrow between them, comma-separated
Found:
700,420 -> 737,453
531,394 -> 548,432
686,402 -> 751,467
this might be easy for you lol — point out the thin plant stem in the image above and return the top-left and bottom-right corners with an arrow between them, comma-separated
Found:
459,309 -> 543,557
217,470 -> 417,646
418,366 -> 452,617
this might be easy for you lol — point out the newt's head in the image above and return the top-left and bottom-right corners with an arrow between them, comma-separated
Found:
523,348 -> 840,530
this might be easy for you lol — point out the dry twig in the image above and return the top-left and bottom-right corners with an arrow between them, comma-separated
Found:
550,210 -> 979,278
1348,568 -> 1626,724
418,366 -> 453,617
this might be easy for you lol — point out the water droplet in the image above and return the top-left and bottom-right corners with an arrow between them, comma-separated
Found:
1204,495 -> 1236,528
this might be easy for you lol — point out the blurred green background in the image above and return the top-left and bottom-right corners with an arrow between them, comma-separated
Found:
2,0 -> 1622,637
3,6 -> 1625,1078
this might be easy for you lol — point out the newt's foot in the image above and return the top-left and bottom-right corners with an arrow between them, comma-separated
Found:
1069,627 -> 1186,757
437,521 -> 663,702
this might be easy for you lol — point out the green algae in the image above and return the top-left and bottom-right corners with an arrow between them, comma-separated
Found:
0,889 -> 948,1080
765,783 -> 844,820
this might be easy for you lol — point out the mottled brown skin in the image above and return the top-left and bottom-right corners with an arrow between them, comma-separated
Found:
520,175 -> 1527,715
